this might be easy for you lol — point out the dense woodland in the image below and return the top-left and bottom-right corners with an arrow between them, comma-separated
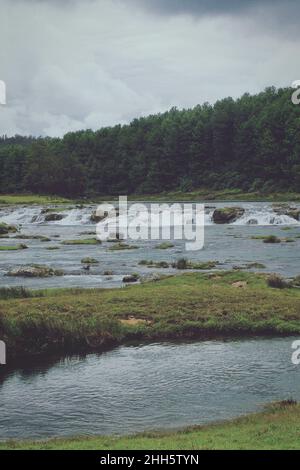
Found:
0,87 -> 300,197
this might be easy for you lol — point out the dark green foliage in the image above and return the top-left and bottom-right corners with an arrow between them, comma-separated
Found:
267,274 -> 289,289
0,87 -> 299,196
173,258 -> 189,270
0,287 -> 32,300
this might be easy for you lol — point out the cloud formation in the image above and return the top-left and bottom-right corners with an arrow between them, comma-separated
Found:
0,0 -> 298,137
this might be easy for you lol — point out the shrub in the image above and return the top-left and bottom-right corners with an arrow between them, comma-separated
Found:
172,258 -> 189,270
0,287 -> 32,300
267,274 -> 289,289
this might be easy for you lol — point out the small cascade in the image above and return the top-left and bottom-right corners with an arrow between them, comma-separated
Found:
0,207 -> 42,225
53,208 -> 93,226
1,203 -> 300,227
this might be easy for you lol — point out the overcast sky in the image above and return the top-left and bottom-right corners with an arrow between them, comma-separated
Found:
0,0 -> 299,137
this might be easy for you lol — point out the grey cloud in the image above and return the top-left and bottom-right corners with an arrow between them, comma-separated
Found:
130,0 -> 289,16
0,0 -> 299,137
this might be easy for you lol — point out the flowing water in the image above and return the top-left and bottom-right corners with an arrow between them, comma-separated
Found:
0,337 -> 299,440
0,201 -> 300,289
1,202 -> 300,441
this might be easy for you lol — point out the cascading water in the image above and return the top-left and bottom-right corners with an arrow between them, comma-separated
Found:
1,203 -> 300,226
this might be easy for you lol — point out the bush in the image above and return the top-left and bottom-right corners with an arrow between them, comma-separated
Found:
0,287 -> 32,300
172,258 -> 189,270
267,274 -> 289,289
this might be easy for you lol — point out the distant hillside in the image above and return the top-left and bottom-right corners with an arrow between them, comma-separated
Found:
0,86 -> 299,197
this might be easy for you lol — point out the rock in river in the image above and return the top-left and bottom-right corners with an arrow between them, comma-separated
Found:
0,223 -> 18,235
44,213 -> 65,222
7,265 -> 64,278
212,207 -> 245,224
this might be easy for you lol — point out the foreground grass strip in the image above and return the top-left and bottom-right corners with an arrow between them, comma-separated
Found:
0,194 -> 70,205
1,402 -> 300,450
2,271 -> 300,359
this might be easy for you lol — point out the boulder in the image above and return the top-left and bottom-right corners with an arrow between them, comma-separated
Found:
247,219 -> 258,225
273,204 -> 300,221
212,207 -> 245,224
0,223 -> 18,235
122,274 -> 139,283
44,213 -> 65,222
90,211 -> 107,223
7,265 -> 64,278
90,208 -> 119,223
286,209 -> 300,221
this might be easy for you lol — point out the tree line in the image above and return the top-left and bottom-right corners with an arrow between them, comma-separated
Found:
0,86 -> 299,197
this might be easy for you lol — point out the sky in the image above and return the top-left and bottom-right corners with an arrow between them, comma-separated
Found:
0,0 -> 299,137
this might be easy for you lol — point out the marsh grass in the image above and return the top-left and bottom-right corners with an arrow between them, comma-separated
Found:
2,271 -> 300,359
62,239 -> 100,245
0,244 -> 28,251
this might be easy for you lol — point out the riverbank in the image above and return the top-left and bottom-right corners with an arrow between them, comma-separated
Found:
1,271 -> 300,361
1,190 -> 300,205
1,401 -> 299,450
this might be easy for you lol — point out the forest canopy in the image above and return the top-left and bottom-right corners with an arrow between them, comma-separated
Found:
0,86 -> 299,197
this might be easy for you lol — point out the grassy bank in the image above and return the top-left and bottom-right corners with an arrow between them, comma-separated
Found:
0,194 -> 71,205
125,189 -> 300,202
2,190 -> 300,205
1,402 -> 299,450
1,271 -> 300,360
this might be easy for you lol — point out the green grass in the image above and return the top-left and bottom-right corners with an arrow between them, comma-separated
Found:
1,401 -> 300,450
108,243 -> 139,251
2,271 -> 300,359
81,257 -> 99,264
0,194 -> 70,205
2,190 -> 300,206
155,242 -> 175,250
62,239 -> 100,245
0,244 -> 28,251
123,189 -> 300,202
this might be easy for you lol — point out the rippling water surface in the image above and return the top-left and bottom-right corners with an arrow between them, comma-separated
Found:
0,338 -> 299,440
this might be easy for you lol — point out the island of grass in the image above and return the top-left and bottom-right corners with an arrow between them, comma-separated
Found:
1,401 -> 299,450
2,271 -> 300,360
108,242 -> 139,251
62,238 -> 100,245
0,244 -> 28,251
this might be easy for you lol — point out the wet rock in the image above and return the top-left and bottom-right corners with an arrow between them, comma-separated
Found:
44,213 -> 65,222
122,274 -> 139,283
0,223 -> 18,235
90,208 -> 119,223
286,209 -> 300,221
7,265 -> 64,278
247,219 -> 258,225
90,211 -> 107,223
212,207 -> 245,224
273,204 -> 300,221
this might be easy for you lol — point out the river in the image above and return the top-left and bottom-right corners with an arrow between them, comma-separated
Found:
0,337 -> 299,440
0,202 -> 300,289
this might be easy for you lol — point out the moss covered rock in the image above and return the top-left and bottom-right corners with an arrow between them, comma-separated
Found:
0,223 -> 18,235
7,265 -> 64,278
